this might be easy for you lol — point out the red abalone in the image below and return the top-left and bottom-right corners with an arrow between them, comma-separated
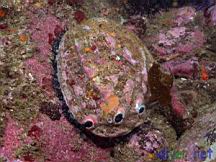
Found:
56,18 -> 154,137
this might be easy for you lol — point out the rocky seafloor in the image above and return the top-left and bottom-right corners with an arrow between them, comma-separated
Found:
0,0 -> 216,162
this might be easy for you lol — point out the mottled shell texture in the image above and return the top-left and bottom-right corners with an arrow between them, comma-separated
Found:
57,18 -> 154,137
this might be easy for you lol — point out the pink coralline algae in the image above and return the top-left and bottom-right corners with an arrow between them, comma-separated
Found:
0,115 -> 112,162
153,28 -> 205,56
204,4 -> 216,25
152,6 -> 205,57
158,27 -> 186,46
175,7 -> 196,26
24,59 -> 51,85
127,128 -> 168,161
34,115 -> 111,162
24,13 -> 65,97
138,130 -> 167,153
175,29 -> 205,54
0,117 -> 23,161
24,58 -> 55,97
29,14 -> 64,58
162,57 -> 199,79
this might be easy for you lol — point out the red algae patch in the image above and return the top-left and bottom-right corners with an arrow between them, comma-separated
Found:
74,10 -> 86,23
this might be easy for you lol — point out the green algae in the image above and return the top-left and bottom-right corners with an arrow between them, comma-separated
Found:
204,26 -> 216,55
0,58 -> 46,125
15,142 -> 44,161
0,6 -> 50,132
83,0 -> 122,22
114,145 -> 139,162
146,10 -> 175,36
0,111 -> 6,146
0,5 -> 66,160
149,111 -> 177,149
0,157 -> 7,162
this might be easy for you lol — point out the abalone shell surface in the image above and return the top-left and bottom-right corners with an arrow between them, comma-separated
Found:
57,18 -> 154,137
